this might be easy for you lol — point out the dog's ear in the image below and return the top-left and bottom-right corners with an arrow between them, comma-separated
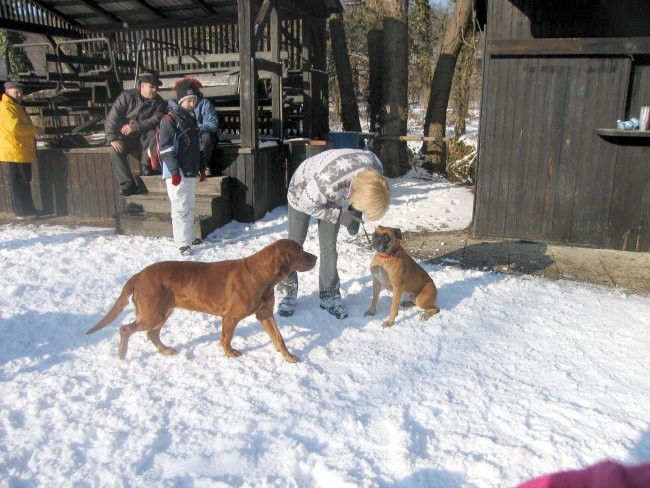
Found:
395,228 -> 402,240
279,259 -> 290,275
276,249 -> 295,276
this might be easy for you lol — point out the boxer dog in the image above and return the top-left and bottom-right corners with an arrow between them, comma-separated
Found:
364,226 -> 439,327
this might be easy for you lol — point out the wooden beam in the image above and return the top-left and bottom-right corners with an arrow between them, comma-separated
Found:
378,135 -> 447,142
187,0 -> 214,15
126,0 -> 167,19
487,37 -> 650,56
15,0 -> 84,29
166,51 -> 287,65
270,4 -> 283,139
0,19 -> 81,38
238,0 -> 258,149
255,57 -> 282,75
83,14 -> 238,33
74,0 -> 123,23
45,53 -> 135,68
253,0 -> 278,45
301,13 -> 312,137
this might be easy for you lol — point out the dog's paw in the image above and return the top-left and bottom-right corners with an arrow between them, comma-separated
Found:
284,353 -> 301,363
117,342 -> 128,360
224,348 -> 242,358
381,320 -> 394,328
420,307 -> 440,320
364,308 -> 376,317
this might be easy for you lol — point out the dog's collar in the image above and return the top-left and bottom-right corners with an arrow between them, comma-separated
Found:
376,245 -> 403,259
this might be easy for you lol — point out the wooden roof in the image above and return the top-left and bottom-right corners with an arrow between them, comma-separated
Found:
1,0 -> 343,37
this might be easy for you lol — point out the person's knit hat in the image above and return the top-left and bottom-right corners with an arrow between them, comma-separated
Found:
137,72 -> 162,87
174,79 -> 199,105
4,81 -> 25,90
181,76 -> 203,91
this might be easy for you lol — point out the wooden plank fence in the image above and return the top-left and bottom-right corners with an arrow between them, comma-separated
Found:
0,148 -> 127,221
474,0 -> 650,252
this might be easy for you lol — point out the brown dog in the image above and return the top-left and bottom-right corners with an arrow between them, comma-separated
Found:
86,239 -> 317,362
364,226 -> 439,328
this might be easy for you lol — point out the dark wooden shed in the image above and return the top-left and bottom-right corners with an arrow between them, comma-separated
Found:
474,0 -> 650,252
0,0 -> 342,231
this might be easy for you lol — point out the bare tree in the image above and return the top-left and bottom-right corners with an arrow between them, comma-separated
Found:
422,0 -> 474,174
367,0 -> 409,177
329,14 -> 362,132
366,28 -> 382,132
451,26 -> 476,139
410,0 -> 436,106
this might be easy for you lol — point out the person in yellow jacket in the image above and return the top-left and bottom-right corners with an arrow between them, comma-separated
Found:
0,81 -> 45,219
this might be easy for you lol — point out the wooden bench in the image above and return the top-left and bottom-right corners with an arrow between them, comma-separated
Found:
122,68 -> 240,94
165,51 -> 288,67
45,53 -> 136,71
125,70 -> 272,102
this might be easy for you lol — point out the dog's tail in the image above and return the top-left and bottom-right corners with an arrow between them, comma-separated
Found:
85,275 -> 137,335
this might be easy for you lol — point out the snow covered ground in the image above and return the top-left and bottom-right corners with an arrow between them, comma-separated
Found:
1,170 -> 649,487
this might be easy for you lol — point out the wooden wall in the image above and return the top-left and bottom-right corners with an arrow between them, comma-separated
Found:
474,0 -> 650,251
218,144 -> 288,223
113,19 -> 304,76
2,144 -> 289,225
0,148 -> 125,221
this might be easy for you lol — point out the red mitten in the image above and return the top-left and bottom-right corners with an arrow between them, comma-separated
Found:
171,172 -> 181,186
199,169 -> 207,182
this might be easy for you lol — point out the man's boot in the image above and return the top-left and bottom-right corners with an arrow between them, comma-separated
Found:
277,272 -> 298,317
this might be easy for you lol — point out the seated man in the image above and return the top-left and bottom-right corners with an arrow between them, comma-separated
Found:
105,72 -> 167,196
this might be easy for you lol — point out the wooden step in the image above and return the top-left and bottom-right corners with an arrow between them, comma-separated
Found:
123,194 -> 228,215
116,210 -> 230,239
138,175 -> 230,197
117,175 -> 232,238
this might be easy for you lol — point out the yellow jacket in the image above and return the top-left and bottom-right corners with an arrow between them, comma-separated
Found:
0,93 -> 39,163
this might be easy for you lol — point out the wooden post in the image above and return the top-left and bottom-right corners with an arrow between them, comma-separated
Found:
301,14 -> 312,137
310,18 -> 329,137
238,0 -> 258,150
270,4 -> 283,138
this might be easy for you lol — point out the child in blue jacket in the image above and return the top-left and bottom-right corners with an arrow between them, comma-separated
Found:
167,76 -> 219,175
158,79 -> 207,255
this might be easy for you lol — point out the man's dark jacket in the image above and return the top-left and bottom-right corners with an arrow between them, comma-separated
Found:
104,89 -> 166,142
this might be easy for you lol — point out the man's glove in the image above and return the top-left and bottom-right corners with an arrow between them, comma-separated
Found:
340,206 -> 363,235
171,171 -> 181,186
199,169 -> 207,182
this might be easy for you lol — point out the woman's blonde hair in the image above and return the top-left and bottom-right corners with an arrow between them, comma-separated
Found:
349,167 -> 391,221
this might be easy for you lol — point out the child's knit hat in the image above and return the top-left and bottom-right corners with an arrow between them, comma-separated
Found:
174,79 -> 199,105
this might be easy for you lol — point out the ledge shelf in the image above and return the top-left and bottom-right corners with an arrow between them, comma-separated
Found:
596,128 -> 650,138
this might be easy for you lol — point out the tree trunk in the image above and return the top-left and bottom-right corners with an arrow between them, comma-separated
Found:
329,14 -> 361,132
422,0 -> 473,174
377,7 -> 409,177
452,28 -> 476,139
367,28 -> 383,133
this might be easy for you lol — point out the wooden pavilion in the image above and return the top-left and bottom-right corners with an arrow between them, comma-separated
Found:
0,0 -> 342,236
474,0 -> 650,252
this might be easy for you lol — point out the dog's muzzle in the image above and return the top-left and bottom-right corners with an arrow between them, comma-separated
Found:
371,233 -> 392,253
